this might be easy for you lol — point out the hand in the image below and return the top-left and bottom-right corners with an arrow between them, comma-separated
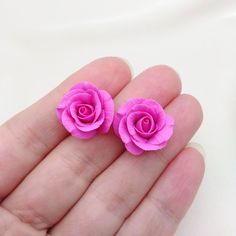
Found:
0,57 -> 204,236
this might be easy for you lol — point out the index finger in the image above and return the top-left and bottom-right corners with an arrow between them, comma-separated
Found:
0,57 -> 131,199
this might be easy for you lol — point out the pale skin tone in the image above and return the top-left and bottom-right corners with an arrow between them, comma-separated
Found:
0,57 -> 204,236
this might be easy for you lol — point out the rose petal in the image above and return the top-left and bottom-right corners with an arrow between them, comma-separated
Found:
57,90 -> 85,119
57,81 -> 115,138
71,128 -> 97,139
61,109 -> 76,133
131,132 -> 147,144
76,111 -> 105,132
117,98 -> 145,116
136,116 -> 152,132
61,108 -> 97,139
118,117 -> 131,144
132,99 -> 166,129
87,89 -> 102,121
135,114 -> 157,137
60,91 -> 92,109
113,98 -> 174,154
77,104 -> 94,116
127,112 -> 147,136
155,108 -> 166,130
134,125 -> 158,139
132,137 -> 167,151
69,102 -> 95,124
149,115 -> 174,144
113,98 -> 145,136
130,104 -> 158,120
125,112 -> 156,142
57,89 -> 82,110
125,141 -> 144,156
99,90 -> 114,133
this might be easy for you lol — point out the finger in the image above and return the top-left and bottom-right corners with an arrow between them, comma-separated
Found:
117,147 -> 205,236
2,65 -> 181,230
50,94 -> 203,236
0,206 -> 43,236
0,57 -> 131,199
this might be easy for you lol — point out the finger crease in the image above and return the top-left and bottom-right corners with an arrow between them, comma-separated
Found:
58,147 -> 102,185
147,195 -> 180,225
4,121 -> 50,157
1,205 -> 48,234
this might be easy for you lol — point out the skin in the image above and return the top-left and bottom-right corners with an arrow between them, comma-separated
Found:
0,57 -> 205,236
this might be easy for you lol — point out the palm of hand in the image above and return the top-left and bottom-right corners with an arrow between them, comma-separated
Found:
0,58 -> 204,236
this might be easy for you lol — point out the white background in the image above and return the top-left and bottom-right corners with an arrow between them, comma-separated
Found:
0,0 -> 236,235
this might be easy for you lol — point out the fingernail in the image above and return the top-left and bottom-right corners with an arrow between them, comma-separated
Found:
187,142 -> 206,157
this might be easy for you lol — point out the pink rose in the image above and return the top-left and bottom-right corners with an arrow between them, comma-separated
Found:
57,81 -> 114,139
113,98 -> 174,156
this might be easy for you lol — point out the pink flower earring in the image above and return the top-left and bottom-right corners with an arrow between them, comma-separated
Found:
56,82 -> 173,156
56,81 -> 114,139
113,98 -> 174,156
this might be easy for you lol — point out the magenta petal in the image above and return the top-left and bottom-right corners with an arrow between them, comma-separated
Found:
57,81 -> 115,139
113,98 -> 145,136
77,107 -> 95,123
126,112 -> 152,143
134,114 -> 157,138
69,102 -> 95,125
56,90 -> 84,120
132,138 -> 164,151
131,100 -> 166,129
132,139 -> 157,151
117,98 -> 145,116
134,127 -> 158,139
131,104 -> 157,120
76,111 -> 105,132
155,108 -> 166,130
71,128 -> 97,139
126,112 -> 146,136
113,97 -> 174,154
60,91 -> 92,109
149,115 -> 174,145
136,116 -> 152,132
99,90 -> 114,133
118,117 -> 131,144
135,115 -> 155,132
126,111 -> 158,141
65,86 -> 101,121
87,89 -> 102,121
57,89 -> 81,111
125,141 -> 144,156
61,109 -> 96,139
131,133 -> 147,144
61,110 -> 76,133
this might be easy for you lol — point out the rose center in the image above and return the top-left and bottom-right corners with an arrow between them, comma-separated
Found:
77,104 -> 94,120
141,117 -> 151,132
